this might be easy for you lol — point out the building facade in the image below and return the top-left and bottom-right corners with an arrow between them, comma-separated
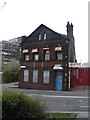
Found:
20,22 -> 76,91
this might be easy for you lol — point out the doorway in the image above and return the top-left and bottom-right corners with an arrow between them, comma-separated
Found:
55,71 -> 63,90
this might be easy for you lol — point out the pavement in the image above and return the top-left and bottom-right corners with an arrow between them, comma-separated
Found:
77,112 -> 89,119
1,82 -> 90,119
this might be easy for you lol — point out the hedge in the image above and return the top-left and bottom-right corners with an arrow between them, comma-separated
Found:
2,91 -> 47,120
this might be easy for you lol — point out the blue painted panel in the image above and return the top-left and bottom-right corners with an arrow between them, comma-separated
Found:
55,72 -> 62,90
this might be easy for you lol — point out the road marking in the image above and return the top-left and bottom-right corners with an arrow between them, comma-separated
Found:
40,95 -> 89,98
29,94 -> 89,98
80,106 -> 90,108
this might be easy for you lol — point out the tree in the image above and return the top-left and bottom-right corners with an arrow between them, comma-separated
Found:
2,59 -> 20,83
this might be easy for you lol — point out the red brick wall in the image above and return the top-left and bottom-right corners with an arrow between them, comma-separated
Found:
20,43 -> 69,90
19,68 -> 55,90
19,60 -> 67,90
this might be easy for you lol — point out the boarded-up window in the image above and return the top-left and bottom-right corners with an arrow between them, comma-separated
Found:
24,70 -> 29,82
24,54 -> 29,61
43,70 -> 49,84
56,52 -> 63,60
44,50 -> 50,61
33,70 -> 38,83
33,53 -> 39,61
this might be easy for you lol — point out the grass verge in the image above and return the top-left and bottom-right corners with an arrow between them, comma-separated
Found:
47,112 -> 77,119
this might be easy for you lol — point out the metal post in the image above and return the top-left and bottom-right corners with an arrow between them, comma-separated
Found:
83,67 -> 85,91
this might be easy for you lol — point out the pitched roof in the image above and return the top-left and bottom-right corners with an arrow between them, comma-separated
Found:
28,24 -> 67,39
21,24 -> 68,44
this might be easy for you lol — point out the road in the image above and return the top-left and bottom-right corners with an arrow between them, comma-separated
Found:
28,94 -> 88,112
1,82 -> 90,118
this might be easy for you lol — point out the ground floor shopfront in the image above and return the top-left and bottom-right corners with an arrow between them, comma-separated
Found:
20,62 -> 90,91
19,62 -> 69,91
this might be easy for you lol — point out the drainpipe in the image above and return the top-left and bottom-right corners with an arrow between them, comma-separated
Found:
65,38 -> 69,91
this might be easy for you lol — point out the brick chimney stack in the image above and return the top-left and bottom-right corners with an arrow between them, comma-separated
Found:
66,21 -> 73,38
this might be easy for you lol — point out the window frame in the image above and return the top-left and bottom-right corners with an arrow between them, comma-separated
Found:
44,33 -> 47,40
23,69 -> 29,82
44,50 -> 50,61
32,70 -> 38,83
56,51 -> 63,60
24,53 -> 29,61
43,70 -> 50,84
39,34 -> 41,40
33,53 -> 39,61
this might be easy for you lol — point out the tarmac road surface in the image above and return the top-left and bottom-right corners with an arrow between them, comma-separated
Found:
2,82 -> 90,118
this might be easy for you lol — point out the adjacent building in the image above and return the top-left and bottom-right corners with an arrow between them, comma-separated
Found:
1,36 -> 27,63
19,22 -> 76,91
69,62 -> 90,90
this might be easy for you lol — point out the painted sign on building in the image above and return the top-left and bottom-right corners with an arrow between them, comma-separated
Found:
69,62 -> 88,68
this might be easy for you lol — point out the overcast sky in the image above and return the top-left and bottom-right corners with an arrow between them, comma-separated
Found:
0,0 -> 88,63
